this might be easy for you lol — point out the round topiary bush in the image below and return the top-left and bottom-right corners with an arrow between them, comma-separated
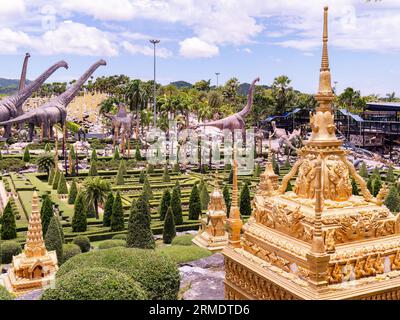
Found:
62,244 -> 82,263
57,247 -> 180,300
112,234 -> 127,241
72,235 -> 91,253
0,285 -> 13,300
98,240 -> 126,250
41,267 -> 147,300
171,234 -> 194,246
0,241 -> 22,264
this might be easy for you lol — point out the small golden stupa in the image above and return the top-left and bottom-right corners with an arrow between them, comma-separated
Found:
223,7 -> 400,300
4,191 -> 58,295
192,173 -> 228,251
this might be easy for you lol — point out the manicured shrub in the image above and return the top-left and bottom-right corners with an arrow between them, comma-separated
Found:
56,247 -> 180,300
72,193 -> 87,232
68,179 -> 78,204
55,217 -> 65,244
98,239 -> 126,250
45,143 -> 51,153
373,177 -> 382,197
147,163 -> 154,174
162,165 -> 170,182
110,192 -> 124,231
68,150 -> 76,176
285,181 -> 293,192
0,240 -> 22,264
351,178 -> 359,196
253,163 -> 261,177
174,180 -> 181,198
142,176 -> 153,200
113,147 -> 121,160
57,172 -> 68,195
40,194 -> 53,235
88,160 -> 98,176
156,245 -> 212,264
188,184 -> 201,220
62,243 -> 82,262
139,170 -> 146,184
283,157 -> 291,170
23,146 -> 30,163
41,267 -> 147,300
102,192 -> 114,227
272,154 -> 280,175
119,159 -> 127,175
228,167 -> 233,184
240,182 -> 252,216
200,182 -> 210,210
173,162 -> 180,173
171,186 -> 183,225
158,189 -> 171,221
72,235 -> 91,253
223,184 -> 231,218
135,143 -> 142,161
163,207 -> 176,244
91,149 -> 98,161
367,176 -> 374,194
126,193 -> 155,249
385,186 -> 400,214
52,169 -> 60,190
48,167 -> 55,185
359,161 -> 368,178
1,201 -> 17,240
45,216 -> 63,263
115,163 -> 125,185
171,234 -> 194,246
386,166 -> 395,183
0,285 -> 14,300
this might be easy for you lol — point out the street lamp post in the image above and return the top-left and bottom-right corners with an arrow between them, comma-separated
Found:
215,72 -> 220,87
150,39 -> 160,128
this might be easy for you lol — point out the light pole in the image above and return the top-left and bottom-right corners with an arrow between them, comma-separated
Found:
150,39 -> 160,128
215,72 -> 220,87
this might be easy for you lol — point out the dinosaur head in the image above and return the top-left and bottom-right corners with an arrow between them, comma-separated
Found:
98,59 -> 107,66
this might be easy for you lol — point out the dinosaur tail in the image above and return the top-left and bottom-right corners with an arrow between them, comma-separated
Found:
0,112 -> 33,126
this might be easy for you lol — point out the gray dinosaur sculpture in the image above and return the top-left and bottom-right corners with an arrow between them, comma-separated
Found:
0,59 -> 106,141
104,103 -> 133,153
0,59 -> 68,138
192,77 -> 260,136
16,53 -> 30,129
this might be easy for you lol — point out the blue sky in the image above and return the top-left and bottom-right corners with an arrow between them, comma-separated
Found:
0,0 -> 400,96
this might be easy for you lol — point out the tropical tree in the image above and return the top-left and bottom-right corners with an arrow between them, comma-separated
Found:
83,177 -> 111,220
1,200 -> 16,240
37,153 -> 55,175
110,191 -> 124,231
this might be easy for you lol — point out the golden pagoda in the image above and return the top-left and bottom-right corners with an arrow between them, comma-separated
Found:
4,191 -> 58,295
223,7 -> 400,300
192,172 -> 228,251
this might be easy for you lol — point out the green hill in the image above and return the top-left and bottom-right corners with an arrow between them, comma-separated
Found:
0,78 -> 31,95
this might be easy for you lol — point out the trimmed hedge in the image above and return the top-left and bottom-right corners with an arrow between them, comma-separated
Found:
0,240 -> 22,264
98,239 -> 126,250
0,285 -> 14,300
57,247 -> 180,300
72,235 -> 91,253
62,243 -> 82,263
41,267 -> 147,300
171,234 -> 194,246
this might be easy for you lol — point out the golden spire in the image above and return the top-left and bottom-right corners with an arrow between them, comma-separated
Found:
25,191 -> 47,258
310,156 -> 325,254
231,157 -> 239,211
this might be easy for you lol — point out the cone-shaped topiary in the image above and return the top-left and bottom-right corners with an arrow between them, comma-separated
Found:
173,161 -> 180,173
142,176 -> 153,200
72,193 -> 87,232
68,179 -> 78,205
110,192 -> 124,231
163,207 -> 176,244
45,143 -> 51,153
162,165 -> 170,182
86,202 -> 96,219
223,184 -> 231,218
68,149 -> 76,176
351,177 -> 359,196
55,216 -> 65,244
119,160 -> 127,175
171,186 -> 183,225
88,160 -> 98,176
1,200 -> 17,240
57,172 -> 68,195
45,216 -> 63,263
188,184 -> 201,220
103,192 -> 114,227
40,194 -> 54,235
158,189 -> 171,221
253,163 -> 261,177
126,193 -> 155,249
52,169 -> 60,190
91,149 -> 98,161
200,182 -> 210,210
359,161 -> 368,178
372,167 -> 380,179
147,163 -> 154,174
373,177 -> 382,197
385,186 -> 400,214
23,146 -> 30,163
283,157 -> 291,170
139,170 -> 146,184
367,176 -> 374,194
113,147 -> 121,160
115,163 -> 125,186
272,154 -> 280,176
386,166 -> 395,183
240,182 -> 252,216
285,181 -> 293,192
228,167 -> 233,184
135,143 -> 141,161
174,180 -> 181,198
72,235 -> 91,253
48,167 -> 55,185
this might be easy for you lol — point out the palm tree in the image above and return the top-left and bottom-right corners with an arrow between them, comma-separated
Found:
125,80 -> 147,138
272,75 -> 293,114
83,177 -> 111,220
37,153 -> 55,175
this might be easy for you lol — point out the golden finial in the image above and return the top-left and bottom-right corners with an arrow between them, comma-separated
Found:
268,133 -> 272,163
231,155 -> 239,210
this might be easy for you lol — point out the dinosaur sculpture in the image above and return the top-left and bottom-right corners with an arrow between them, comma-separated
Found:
16,53 -> 31,129
0,60 -> 106,141
103,103 -> 133,154
192,77 -> 260,139
270,120 -> 301,152
0,59 -> 68,138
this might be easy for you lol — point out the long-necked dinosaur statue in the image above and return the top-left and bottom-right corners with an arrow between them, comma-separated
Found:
16,53 -> 31,129
0,59 -> 68,138
0,60 -> 106,141
192,77 -> 260,137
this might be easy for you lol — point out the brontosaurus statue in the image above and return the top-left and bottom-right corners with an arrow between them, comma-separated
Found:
16,53 -> 31,129
270,120 -> 301,152
103,103 -> 133,154
0,59 -> 68,138
0,60 -> 106,141
192,77 -> 260,138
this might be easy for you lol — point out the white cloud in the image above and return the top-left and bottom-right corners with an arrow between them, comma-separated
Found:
0,28 -> 30,54
122,41 -> 172,58
179,37 -> 219,59
0,0 -> 25,20
35,21 -> 118,56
